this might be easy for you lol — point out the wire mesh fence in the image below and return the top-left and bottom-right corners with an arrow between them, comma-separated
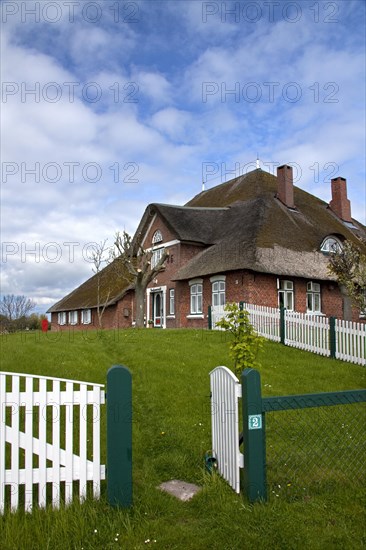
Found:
265,402 -> 366,501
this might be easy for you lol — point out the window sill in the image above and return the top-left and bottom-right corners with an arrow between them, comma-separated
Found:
187,314 -> 205,319
166,315 -> 175,319
306,311 -> 325,316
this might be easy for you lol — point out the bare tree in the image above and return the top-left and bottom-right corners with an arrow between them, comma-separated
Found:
328,239 -> 366,315
90,239 -> 113,328
0,295 -> 36,321
111,231 -> 168,327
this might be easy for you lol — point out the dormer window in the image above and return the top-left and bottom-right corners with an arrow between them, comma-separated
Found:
320,236 -> 343,254
152,230 -> 163,244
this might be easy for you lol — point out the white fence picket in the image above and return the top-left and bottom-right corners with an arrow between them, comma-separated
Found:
38,377 -> 47,509
65,381 -> 74,505
336,320 -> 366,366
0,372 -> 106,514
79,383 -> 87,502
52,379 -> 61,508
10,375 -> 20,511
25,376 -> 34,512
92,385 -> 102,498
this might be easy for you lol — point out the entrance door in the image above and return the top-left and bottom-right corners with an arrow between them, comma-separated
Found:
153,292 -> 163,327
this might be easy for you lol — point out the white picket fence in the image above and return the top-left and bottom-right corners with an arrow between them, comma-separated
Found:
285,311 -> 330,357
210,366 -> 243,493
336,319 -> 366,365
212,303 -> 366,366
240,303 -> 281,343
211,305 -> 226,330
0,371 -> 106,513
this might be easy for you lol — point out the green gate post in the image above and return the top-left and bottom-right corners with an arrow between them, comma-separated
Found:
241,368 -> 267,503
208,305 -> 212,330
107,365 -> 132,507
329,316 -> 336,359
280,307 -> 286,345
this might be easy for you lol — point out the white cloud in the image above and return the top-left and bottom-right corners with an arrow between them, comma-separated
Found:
1,2 -> 365,312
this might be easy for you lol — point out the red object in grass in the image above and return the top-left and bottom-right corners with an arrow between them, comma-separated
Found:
41,319 -> 49,332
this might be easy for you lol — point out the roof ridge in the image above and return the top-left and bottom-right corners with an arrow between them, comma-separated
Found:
154,203 -> 229,211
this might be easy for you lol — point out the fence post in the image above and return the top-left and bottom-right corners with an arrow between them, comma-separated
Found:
241,368 -> 267,503
208,305 -> 212,330
280,307 -> 286,345
329,316 -> 336,359
107,365 -> 132,508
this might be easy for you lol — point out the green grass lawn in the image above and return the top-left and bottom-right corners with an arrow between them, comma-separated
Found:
0,328 -> 365,550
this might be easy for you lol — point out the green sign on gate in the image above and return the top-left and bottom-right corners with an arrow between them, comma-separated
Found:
248,414 -> 262,430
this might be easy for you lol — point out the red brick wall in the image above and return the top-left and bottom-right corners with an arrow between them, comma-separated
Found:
50,292 -> 134,331
51,272 -> 363,332
170,270 -> 359,328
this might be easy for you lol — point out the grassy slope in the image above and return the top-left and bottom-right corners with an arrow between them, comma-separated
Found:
0,329 -> 365,550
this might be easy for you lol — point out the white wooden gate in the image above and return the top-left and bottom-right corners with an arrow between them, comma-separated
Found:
0,371 -> 106,513
210,366 -> 243,493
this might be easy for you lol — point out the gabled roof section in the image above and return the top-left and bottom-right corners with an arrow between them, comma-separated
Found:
47,259 -> 133,313
135,203 -> 228,246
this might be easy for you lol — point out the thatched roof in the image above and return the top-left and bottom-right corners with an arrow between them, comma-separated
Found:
135,203 -> 228,246
172,169 -> 365,281
47,259 -> 133,313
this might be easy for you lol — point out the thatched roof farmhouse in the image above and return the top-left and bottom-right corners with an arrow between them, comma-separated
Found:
48,165 -> 366,329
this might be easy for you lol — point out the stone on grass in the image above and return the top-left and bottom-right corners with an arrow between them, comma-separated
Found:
159,479 -> 201,502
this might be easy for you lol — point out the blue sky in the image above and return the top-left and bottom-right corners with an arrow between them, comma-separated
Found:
1,0 -> 365,314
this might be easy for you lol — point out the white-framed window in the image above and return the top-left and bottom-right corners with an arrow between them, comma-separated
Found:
278,280 -> 294,310
212,280 -> 226,307
151,247 -> 164,269
69,310 -> 78,325
152,230 -> 163,244
81,309 -> 91,324
190,281 -> 203,314
321,236 -> 343,254
169,289 -> 175,315
58,312 -> 66,325
307,281 -> 321,313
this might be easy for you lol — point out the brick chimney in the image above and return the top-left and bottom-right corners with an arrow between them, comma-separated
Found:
277,164 -> 294,208
329,177 -> 352,222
